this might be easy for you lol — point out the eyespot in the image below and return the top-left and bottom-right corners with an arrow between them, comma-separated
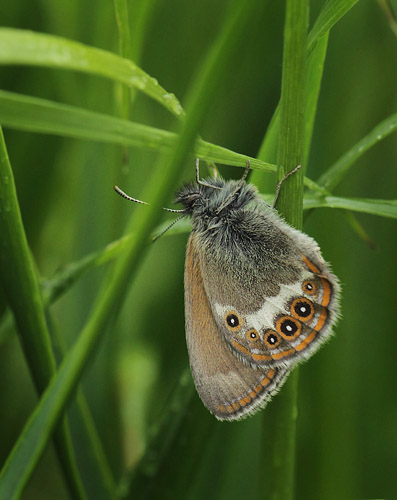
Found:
246,329 -> 259,342
276,316 -> 301,340
264,330 -> 281,349
302,280 -> 317,296
291,297 -> 314,321
225,311 -> 243,331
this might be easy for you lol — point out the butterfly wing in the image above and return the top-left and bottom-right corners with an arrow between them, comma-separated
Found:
196,208 -> 340,371
185,234 -> 289,420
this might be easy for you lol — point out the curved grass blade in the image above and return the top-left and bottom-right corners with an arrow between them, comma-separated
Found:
307,0 -> 360,57
113,0 -> 132,136
317,113 -> 397,191
254,0 -> 360,179
303,195 -> 397,218
0,28 -> 183,117
0,128 -> 87,500
0,89 -> 274,173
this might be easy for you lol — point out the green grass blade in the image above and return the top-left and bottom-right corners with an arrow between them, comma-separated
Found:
307,0 -> 360,57
113,0 -> 132,122
0,2 -> 261,497
264,1 -> 308,500
317,113 -> 397,191
0,28 -> 183,117
304,33 -> 328,164
253,0 -> 360,189
0,89 -> 274,172
120,369 -> 195,498
0,131 -> 55,394
303,195 -> 397,218
0,129 -> 87,500
114,0 -> 132,61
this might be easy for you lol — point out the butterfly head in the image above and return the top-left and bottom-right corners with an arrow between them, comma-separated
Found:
175,177 -> 258,219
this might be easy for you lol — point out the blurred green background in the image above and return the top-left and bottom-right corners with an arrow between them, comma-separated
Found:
0,1 -> 396,499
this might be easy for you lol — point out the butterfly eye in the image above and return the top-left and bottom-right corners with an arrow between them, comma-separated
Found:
291,297 -> 314,321
302,280 -> 317,296
246,329 -> 259,342
276,316 -> 301,340
225,311 -> 243,331
264,330 -> 281,349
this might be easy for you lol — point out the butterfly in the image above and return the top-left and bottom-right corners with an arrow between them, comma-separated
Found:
174,161 -> 340,420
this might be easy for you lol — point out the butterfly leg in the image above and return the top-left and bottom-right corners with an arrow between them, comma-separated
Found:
272,165 -> 302,208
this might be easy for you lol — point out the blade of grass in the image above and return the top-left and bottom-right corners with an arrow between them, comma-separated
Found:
303,195 -> 397,218
264,1 -> 308,500
0,28 -> 183,117
254,0 -> 360,179
113,0 -> 132,166
0,2 -> 262,497
0,89 -> 275,171
47,314 -> 118,500
0,128 -> 87,500
118,369 -> 195,498
317,113 -> 397,191
303,33 -> 328,165
307,0 -> 360,57
114,0 -> 132,62
0,89 -> 335,186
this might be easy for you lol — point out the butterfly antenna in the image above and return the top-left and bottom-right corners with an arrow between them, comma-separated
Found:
114,185 -> 185,213
152,214 -> 187,242
114,185 -> 148,206
272,165 -> 301,208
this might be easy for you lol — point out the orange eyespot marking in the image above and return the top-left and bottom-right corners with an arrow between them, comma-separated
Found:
320,277 -> 332,307
295,329 -> 317,351
218,405 -> 227,413
302,279 -> 317,296
249,390 -> 256,399
276,316 -> 302,340
246,329 -> 259,342
313,307 -> 328,331
264,329 -> 281,349
302,256 -> 321,274
291,297 -> 314,322
232,401 -> 240,411
254,384 -> 263,394
226,405 -> 234,413
225,311 -> 243,331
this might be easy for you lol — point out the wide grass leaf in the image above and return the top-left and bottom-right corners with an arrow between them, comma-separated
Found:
0,90 -> 275,172
0,28 -> 183,117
